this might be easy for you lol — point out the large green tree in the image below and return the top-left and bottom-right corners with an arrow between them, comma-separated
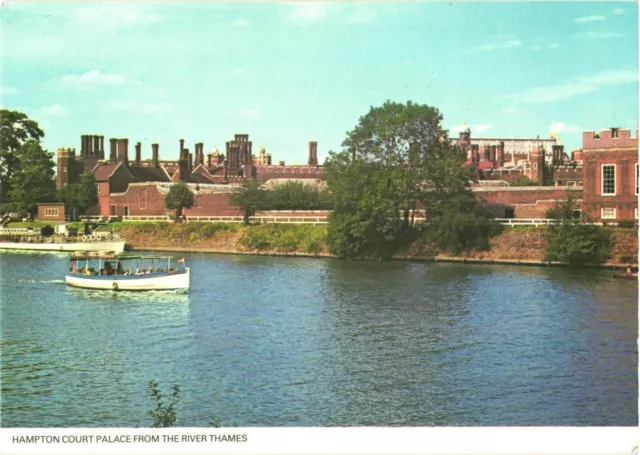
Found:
0,109 -> 45,203
231,179 -> 270,224
6,140 -> 56,218
165,182 -> 195,219
57,172 -> 99,215
326,100 -> 498,259
268,180 -> 331,210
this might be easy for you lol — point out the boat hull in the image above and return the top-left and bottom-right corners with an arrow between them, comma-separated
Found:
65,268 -> 190,291
0,240 -> 126,253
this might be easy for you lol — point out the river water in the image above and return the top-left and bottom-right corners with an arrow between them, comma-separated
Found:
1,251 -> 637,427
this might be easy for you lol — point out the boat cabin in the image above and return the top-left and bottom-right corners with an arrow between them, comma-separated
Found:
69,252 -> 184,277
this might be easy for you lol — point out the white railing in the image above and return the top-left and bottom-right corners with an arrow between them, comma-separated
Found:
495,218 -> 555,226
122,216 -> 169,222
0,227 -> 36,235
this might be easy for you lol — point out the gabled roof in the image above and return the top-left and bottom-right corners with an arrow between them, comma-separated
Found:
127,166 -> 171,182
92,162 -> 122,182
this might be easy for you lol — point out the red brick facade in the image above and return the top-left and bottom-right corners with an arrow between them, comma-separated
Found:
582,128 -> 638,222
474,187 -> 583,219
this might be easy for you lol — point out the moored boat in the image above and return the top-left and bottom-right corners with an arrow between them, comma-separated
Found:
0,238 -> 126,252
612,272 -> 638,279
65,252 -> 190,291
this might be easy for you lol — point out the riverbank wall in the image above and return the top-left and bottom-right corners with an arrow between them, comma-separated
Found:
118,223 -> 638,268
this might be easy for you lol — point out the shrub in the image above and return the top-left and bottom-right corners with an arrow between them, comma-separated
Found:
616,219 -> 636,229
544,197 -> 611,266
148,381 -> 180,428
40,225 -> 55,236
268,181 -> 332,210
510,176 -> 538,186
619,255 -> 635,264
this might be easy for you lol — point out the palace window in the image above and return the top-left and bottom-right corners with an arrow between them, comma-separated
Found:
601,207 -> 616,219
96,184 -> 100,194
44,208 -> 58,217
635,163 -> 639,195
601,164 -> 616,195
635,208 -> 638,220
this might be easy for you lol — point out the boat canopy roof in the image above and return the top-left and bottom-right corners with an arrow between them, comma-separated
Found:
70,252 -> 175,261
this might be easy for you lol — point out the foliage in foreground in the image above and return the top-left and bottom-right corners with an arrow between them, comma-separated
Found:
509,175 -> 539,187
148,381 -> 181,427
544,198 -> 611,266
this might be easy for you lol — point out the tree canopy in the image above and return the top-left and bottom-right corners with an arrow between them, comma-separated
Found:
325,100 -> 499,259
165,182 -> 195,218
231,179 -> 269,224
5,140 -> 56,217
0,109 -> 46,203
57,172 -> 99,215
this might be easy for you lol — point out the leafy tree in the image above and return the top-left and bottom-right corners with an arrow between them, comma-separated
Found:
0,109 -> 45,203
268,180 -> 331,210
165,182 -> 194,219
148,381 -> 180,427
509,175 -> 539,186
230,179 -> 270,224
326,100 -> 495,259
57,172 -> 99,215
5,140 -> 56,218
544,197 -> 611,266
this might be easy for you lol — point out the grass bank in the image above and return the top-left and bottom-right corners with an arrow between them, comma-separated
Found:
112,222 -> 638,267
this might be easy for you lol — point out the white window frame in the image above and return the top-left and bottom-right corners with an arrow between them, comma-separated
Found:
601,207 -> 617,220
601,164 -> 616,196
635,208 -> 638,220
44,208 -> 59,217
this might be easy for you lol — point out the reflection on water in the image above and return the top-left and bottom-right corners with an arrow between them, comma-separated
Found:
0,251 -> 637,427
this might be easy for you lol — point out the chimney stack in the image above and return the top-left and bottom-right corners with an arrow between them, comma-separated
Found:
152,143 -> 159,168
179,139 -> 185,160
109,138 -> 117,162
135,142 -> 142,165
93,135 -> 100,157
99,136 -> 105,158
81,135 -> 87,157
497,141 -> 505,167
308,141 -> 318,166
117,138 -> 129,165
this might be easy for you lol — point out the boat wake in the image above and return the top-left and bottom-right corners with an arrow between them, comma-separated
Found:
16,279 -> 65,284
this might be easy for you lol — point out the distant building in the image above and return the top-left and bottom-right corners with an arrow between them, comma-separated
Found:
581,127 -> 638,222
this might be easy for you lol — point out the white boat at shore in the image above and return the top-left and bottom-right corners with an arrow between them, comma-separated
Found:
65,252 -> 190,291
0,238 -> 126,252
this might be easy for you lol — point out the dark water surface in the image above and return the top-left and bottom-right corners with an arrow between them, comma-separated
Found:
1,251 -> 637,427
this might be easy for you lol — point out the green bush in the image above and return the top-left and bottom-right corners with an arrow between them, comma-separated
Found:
544,198 -> 611,266
199,223 -> 237,238
240,224 -> 327,252
268,181 -> 332,210
148,381 -> 180,428
510,176 -> 539,186
619,255 -> 635,264
40,225 -> 55,236
616,219 -> 636,229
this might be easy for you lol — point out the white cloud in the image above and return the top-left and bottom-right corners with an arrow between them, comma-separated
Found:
61,70 -> 126,87
234,68 -> 245,76
449,123 -> 492,134
238,109 -> 260,119
109,101 -> 169,115
575,15 -> 606,23
0,85 -> 18,95
38,104 -> 68,116
573,31 -> 624,39
612,8 -> 626,15
511,69 -> 637,104
233,18 -> 251,27
288,2 -> 328,23
346,6 -> 375,24
74,4 -> 161,29
550,122 -> 582,134
501,107 -> 518,115
474,37 -> 522,52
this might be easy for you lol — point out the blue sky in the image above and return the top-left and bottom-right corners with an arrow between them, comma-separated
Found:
1,1 -> 637,164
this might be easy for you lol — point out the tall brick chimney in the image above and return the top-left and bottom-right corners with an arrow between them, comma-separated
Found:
179,139 -> 185,160
93,135 -> 100,157
117,138 -> 129,165
308,141 -> 318,166
80,135 -> 87,157
152,143 -> 159,168
497,141 -> 505,167
99,136 -> 105,158
135,142 -> 142,165
109,138 -> 117,162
